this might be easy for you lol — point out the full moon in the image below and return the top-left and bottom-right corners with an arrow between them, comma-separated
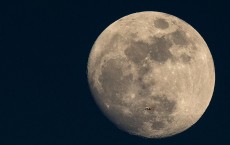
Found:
87,11 -> 215,138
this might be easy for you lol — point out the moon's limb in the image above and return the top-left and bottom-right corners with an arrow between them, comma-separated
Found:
87,11 -> 215,138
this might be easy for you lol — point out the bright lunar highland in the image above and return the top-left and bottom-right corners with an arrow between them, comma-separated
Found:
87,11 -> 215,138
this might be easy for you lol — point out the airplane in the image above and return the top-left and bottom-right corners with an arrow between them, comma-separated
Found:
145,107 -> 151,110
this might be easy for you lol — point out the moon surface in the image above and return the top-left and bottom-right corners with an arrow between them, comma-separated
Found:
87,11 -> 215,138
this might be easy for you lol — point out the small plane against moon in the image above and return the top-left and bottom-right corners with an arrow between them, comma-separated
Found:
87,11 -> 215,138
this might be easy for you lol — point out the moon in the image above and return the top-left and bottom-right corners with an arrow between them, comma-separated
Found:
87,11 -> 215,138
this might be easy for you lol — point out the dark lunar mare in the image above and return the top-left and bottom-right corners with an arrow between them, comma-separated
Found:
124,41 -> 150,64
154,18 -> 169,29
99,58 -> 133,103
149,36 -> 173,63
170,30 -> 189,46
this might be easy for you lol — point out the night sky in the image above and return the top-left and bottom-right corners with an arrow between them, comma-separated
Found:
0,0 -> 229,145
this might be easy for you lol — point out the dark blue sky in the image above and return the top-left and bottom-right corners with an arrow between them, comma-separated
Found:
0,0 -> 229,145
